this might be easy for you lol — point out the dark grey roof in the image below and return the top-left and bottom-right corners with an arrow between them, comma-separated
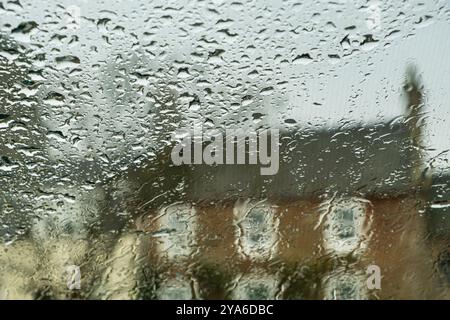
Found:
183,121 -> 418,200
125,120 -> 419,207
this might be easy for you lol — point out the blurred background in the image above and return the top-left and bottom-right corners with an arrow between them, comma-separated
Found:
0,0 -> 449,300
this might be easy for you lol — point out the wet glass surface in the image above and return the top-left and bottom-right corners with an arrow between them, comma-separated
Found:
0,0 -> 449,299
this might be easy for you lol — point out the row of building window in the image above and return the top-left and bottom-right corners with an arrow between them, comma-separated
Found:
154,198 -> 370,299
156,271 -> 367,300
156,198 -> 369,260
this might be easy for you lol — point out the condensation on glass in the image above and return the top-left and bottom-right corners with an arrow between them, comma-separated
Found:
0,0 -> 449,300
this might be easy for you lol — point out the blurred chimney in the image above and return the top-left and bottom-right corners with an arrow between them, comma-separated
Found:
403,65 -> 430,190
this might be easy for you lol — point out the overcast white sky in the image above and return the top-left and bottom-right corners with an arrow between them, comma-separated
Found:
1,0 -> 449,168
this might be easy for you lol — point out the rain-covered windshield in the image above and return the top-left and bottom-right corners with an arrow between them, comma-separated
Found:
0,0 -> 449,300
